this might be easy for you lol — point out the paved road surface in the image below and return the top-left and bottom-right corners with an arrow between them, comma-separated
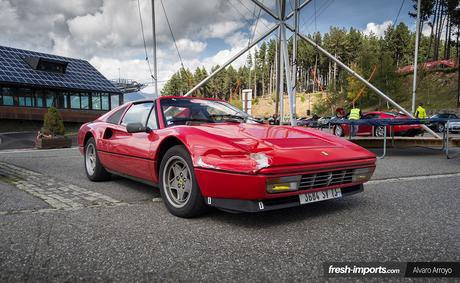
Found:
0,147 -> 459,281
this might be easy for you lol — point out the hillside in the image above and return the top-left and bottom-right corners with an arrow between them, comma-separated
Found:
253,71 -> 458,117
251,93 -> 321,119
398,71 -> 458,113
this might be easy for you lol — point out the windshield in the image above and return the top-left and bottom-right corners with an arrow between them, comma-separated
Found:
160,98 -> 258,127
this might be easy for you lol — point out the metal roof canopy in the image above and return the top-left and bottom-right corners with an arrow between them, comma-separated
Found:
182,0 -> 440,139
0,45 -> 120,94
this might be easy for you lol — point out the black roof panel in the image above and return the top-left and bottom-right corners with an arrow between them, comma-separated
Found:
0,45 -> 120,93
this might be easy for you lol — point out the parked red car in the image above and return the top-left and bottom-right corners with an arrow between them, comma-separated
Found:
78,97 -> 376,217
333,111 -> 423,137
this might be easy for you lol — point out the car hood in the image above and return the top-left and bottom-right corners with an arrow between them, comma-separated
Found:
180,123 -> 375,173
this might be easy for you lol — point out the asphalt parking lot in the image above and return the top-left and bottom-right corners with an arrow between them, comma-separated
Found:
0,146 -> 459,281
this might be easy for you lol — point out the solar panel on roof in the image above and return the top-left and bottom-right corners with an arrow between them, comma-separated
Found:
0,45 -> 120,93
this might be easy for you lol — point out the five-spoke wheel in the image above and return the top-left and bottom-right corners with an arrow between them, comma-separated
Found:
159,145 -> 207,218
163,156 -> 192,208
84,137 -> 111,181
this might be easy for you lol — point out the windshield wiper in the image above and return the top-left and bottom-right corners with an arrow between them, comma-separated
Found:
209,114 -> 246,122
168,118 -> 213,126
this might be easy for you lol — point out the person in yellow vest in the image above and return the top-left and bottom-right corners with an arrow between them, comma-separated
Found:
348,105 -> 362,137
414,103 -> 427,119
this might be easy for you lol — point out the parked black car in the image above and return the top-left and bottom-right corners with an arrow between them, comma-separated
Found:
427,113 -> 459,132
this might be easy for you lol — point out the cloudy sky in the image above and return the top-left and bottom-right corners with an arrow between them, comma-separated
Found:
0,0 -> 417,93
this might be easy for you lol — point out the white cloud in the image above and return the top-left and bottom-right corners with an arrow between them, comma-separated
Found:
0,0 -> 277,92
363,20 -> 393,38
0,0 -> 19,30
174,39 -> 207,55
202,21 -> 245,38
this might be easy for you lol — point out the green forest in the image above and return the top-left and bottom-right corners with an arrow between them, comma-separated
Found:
161,0 -> 459,115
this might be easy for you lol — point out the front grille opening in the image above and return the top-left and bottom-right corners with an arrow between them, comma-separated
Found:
299,169 -> 354,191
263,195 -> 300,206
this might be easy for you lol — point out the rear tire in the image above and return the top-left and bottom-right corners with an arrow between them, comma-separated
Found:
84,137 -> 111,181
374,126 -> 386,137
159,145 -> 208,218
437,123 -> 445,133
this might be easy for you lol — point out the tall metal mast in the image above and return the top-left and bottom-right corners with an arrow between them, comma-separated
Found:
411,0 -> 421,113
291,0 -> 299,120
278,0 -> 285,124
151,0 -> 159,97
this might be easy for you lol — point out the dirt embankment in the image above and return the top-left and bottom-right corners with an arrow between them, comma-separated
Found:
251,93 -> 321,118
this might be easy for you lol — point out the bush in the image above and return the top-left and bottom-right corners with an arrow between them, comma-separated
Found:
41,107 -> 65,136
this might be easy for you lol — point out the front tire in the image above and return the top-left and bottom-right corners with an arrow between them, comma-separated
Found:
159,145 -> 208,218
333,125 -> 344,137
84,137 -> 111,181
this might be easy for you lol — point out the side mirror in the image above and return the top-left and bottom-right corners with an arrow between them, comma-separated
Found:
126,123 -> 150,133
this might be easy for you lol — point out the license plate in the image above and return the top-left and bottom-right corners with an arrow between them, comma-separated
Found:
299,188 -> 342,205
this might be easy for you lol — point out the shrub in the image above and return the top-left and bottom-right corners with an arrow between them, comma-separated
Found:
41,107 -> 65,136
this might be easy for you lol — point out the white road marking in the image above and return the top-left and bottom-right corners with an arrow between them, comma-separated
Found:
0,131 -> 36,135
368,172 -> 460,185
0,147 -> 78,154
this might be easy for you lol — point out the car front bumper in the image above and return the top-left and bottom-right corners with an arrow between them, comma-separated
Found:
205,184 -> 363,213
194,160 -> 374,212
448,123 -> 460,132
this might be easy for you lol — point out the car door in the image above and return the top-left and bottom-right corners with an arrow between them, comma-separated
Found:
357,114 -> 375,136
102,101 -> 158,182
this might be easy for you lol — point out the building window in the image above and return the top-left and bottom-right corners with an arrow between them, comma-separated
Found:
45,90 -> 56,107
63,92 -> 69,109
92,93 -> 101,110
81,93 -> 89,109
70,94 -> 80,109
16,88 -> 34,107
101,93 -> 109,110
35,90 -> 45,107
54,91 -> 69,109
111,94 -> 120,109
18,96 -> 34,107
1,87 -> 15,106
3,96 -> 14,106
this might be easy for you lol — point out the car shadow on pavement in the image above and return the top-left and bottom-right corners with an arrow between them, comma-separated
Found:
205,195 -> 368,228
107,175 -> 162,199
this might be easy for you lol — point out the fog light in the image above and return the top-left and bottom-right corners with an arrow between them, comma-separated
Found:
267,175 -> 301,193
352,168 -> 374,182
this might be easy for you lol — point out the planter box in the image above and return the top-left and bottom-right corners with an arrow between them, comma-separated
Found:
36,136 -> 72,149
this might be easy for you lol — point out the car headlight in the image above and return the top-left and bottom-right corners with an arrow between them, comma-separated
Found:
250,153 -> 270,170
266,175 -> 301,193
352,168 -> 374,182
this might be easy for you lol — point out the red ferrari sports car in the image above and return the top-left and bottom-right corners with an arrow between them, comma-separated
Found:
333,111 -> 423,137
78,96 -> 376,217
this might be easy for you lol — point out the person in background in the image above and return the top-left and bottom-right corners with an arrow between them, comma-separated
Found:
335,107 -> 346,118
269,113 -> 279,125
349,104 -> 362,137
414,103 -> 427,119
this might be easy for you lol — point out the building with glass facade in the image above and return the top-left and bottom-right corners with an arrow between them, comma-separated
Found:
0,45 -> 122,122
